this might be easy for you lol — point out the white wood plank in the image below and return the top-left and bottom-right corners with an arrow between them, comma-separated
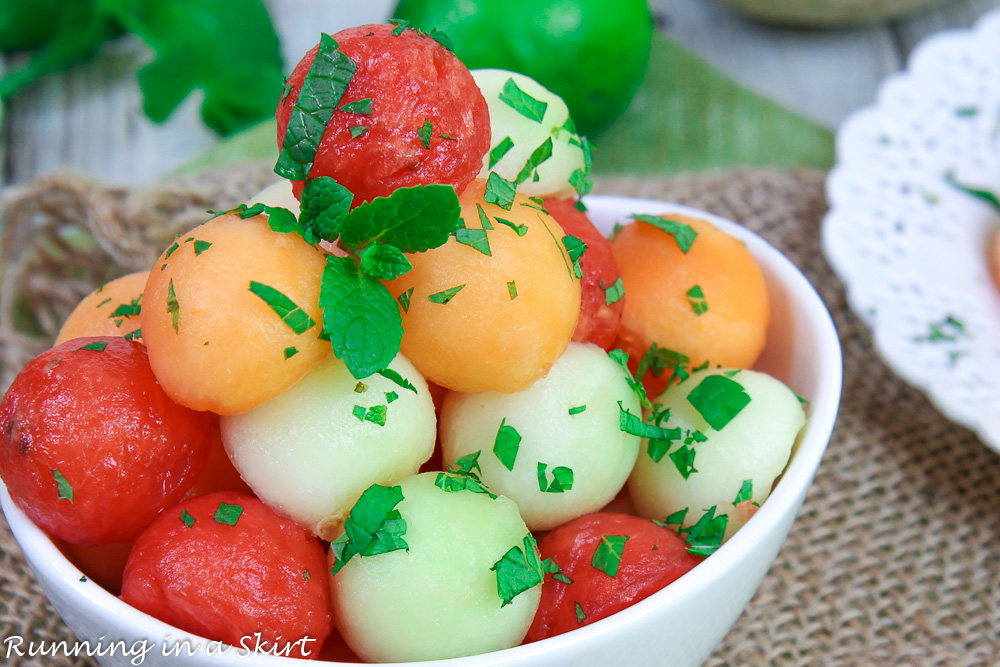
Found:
652,0 -> 904,128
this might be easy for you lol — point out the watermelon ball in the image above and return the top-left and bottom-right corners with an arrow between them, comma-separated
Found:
543,197 -> 625,350
0,337 -> 212,546
122,492 -> 333,658
277,23 -> 490,205
526,512 -> 703,641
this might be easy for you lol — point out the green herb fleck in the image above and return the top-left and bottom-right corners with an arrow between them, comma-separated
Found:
734,479 -> 754,505
434,471 -> 496,498
419,119 -> 433,149
52,469 -> 73,503
386,391 -> 399,403
214,502 -> 243,526
389,19 -> 410,36
339,98 -> 372,115
123,328 -> 142,341
507,280 -> 518,300
619,402 -> 682,441
451,451 -> 483,476
494,217 -> 528,236
632,214 -> 698,253
608,349 -> 650,409
164,242 -> 180,259
493,418 -> 521,471
568,405 -> 586,415
592,535 -> 629,577
428,284 -> 465,304
166,279 -> 179,333
354,382 -> 367,394
249,281 -> 317,335
180,509 -> 195,527
575,602 -> 587,624
75,341 -> 108,353
491,534 -> 544,607
537,463 -> 574,493
455,228 -> 491,256
561,234 -> 587,279
498,77 -> 547,122
603,277 -> 625,306
284,346 -> 299,360
686,285 -> 708,315
330,483 -> 408,575
193,240 -> 212,256
683,506 -> 728,557
489,136 -> 515,169
364,405 -> 387,426
475,204 -> 494,230
352,405 -> 367,421
669,445 -> 698,479
377,368 -> 418,394
515,137 -> 553,185
350,126 -> 369,139
485,172 -> 517,211
398,288 -> 413,313
687,375 -> 751,430
96,298 -> 112,308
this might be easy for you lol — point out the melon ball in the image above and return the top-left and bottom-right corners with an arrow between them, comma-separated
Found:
140,211 -> 329,414
220,353 -> 435,540
611,214 -> 770,398
385,177 -> 580,393
329,473 -> 540,662
472,69 -> 586,199
628,368 -> 806,541
440,342 -> 640,531
55,272 -> 147,344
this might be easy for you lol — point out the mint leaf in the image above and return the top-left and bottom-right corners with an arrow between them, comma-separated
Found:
687,375 -> 751,430
485,172 -> 516,211
475,204 -> 494,230
734,479 -> 754,505
213,502 -> 243,526
668,445 -> 697,479
339,98 -> 372,115
428,285 -> 465,304
377,368 -> 418,394
686,285 -> 708,315
684,506 -> 728,557
248,281 -> 317,335
52,469 -> 73,503
608,349 -> 650,409
489,136 -> 515,169
300,176 -> 353,241
499,77 -> 547,122
494,217 -> 528,236
108,296 -> 142,319
319,256 -> 403,379
193,240 -> 212,256
360,244 -> 412,280
166,279 -> 179,333
75,341 -> 108,353
592,535 -> 629,577
331,483 -> 408,575
633,214 -> 697,253
537,463 -> 574,493
636,342 -> 690,390
618,402 -> 682,441
419,119 -> 433,149
339,184 -> 461,253
604,277 -> 625,306
434,471 -> 496,498
491,534 -> 543,607
455,228 -> 491,256
276,33 -> 356,180
493,419 -> 521,471
450,451 -> 483,475
515,137 -> 553,185
397,288 -> 413,313
562,234 -> 587,279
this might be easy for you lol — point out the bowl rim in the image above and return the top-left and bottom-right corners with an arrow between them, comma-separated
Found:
1,195 -> 843,666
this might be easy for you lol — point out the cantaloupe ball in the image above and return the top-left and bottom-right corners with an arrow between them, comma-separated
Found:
385,178 -> 580,393
55,272 -> 147,344
611,215 -> 769,393
329,473 -> 541,662
629,368 -> 805,541
472,69 -> 585,199
440,342 -> 640,531
220,353 -> 436,540
141,212 -> 329,414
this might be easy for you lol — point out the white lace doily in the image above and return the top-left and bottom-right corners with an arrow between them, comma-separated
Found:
823,9 -> 1000,452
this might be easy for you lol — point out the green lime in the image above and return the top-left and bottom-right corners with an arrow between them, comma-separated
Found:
392,0 -> 653,136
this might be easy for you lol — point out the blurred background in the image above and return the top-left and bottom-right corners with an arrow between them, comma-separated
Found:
0,0 -> 997,187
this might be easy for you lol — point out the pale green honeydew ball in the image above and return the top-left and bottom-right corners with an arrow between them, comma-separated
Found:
440,342 -> 641,531
628,367 -> 806,541
329,472 -> 541,663
472,68 -> 586,199
245,179 -> 300,214
219,353 -> 435,540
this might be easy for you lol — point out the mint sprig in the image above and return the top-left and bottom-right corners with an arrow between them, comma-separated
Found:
275,33 -> 356,180
330,483 -> 408,575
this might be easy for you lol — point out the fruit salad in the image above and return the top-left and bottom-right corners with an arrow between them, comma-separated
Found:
0,21 -> 808,663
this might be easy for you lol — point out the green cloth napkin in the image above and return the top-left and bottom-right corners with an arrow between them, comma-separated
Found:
177,34 -> 834,177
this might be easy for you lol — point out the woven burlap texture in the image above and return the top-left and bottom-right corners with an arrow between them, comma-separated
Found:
0,165 -> 997,666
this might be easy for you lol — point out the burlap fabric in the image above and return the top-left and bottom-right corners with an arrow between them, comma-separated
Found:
0,165 -> 997,666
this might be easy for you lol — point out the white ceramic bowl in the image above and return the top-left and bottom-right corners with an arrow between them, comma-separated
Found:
1,196 -> 842,667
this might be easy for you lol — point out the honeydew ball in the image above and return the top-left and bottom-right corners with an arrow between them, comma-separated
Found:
472,69 -> 585,199
628,368 -> 806,541
329,472 -> 540,662
440,342 -> 641,531
220,353 -> 435,540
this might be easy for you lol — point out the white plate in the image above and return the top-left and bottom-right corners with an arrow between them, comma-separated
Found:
823,9 -> 1000,452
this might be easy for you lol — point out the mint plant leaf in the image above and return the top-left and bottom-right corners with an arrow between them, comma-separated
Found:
360,244 -> 412,281
319,255 -> 403,379
633,214 -> 698,253
686,375 -> 751,430
276,32 -> 356,179
300,176 -> 353,241
338,184 -> 461,253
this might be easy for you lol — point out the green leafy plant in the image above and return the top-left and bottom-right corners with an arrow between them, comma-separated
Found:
0,0 -> 284,136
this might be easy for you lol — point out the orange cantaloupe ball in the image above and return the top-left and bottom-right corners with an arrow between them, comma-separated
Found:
610,214 -> 769,383
55,271 -> 148,344
385,178 -> 580,393
141,212 -> 330,414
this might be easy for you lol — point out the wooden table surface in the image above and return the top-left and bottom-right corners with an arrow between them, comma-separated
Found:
0,0 -> 998,188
